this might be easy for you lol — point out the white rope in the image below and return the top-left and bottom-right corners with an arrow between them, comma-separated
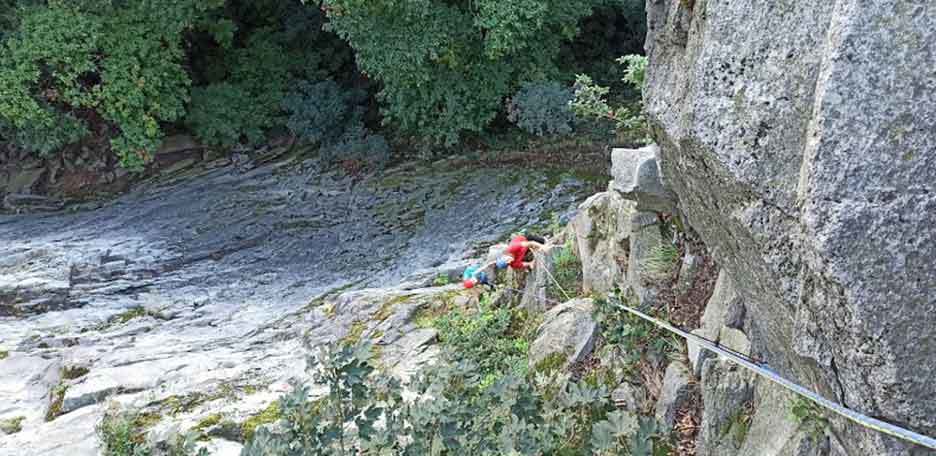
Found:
606,294 -> 936,451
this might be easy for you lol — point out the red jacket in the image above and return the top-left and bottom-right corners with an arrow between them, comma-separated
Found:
507,235 -> 528,269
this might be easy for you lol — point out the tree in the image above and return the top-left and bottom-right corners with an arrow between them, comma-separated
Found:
320,0 -> 612,146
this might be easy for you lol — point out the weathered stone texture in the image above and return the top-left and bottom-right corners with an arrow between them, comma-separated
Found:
645,0 -> 936,452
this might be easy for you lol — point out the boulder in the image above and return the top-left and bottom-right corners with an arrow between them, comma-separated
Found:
3,194 -> 65,213
654,360 -> 694,430
736,379 -> 831,456
519,241 -> 572,312
686,270 -> 753,376
5,168 -> 44,194
625,211 -> 665,307
528,298 -> 598,371
569,190 -> 635,295
645,0 -> 936,452
696,359 -> 756,456
673,251 -> 702,300
610,145 -> 677,213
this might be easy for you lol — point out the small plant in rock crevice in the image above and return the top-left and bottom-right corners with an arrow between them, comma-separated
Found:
0,416 -> 25,434
789,396 -> 828,442
97,405 -> 207,456
640,243 -> 681,283
550,240 -> 583,301
572,54 -> 651,145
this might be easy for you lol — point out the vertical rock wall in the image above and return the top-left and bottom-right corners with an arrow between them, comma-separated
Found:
644,0 -> 936,453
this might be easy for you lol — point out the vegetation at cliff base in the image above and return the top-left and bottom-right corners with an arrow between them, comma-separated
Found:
0,0 -> 647,171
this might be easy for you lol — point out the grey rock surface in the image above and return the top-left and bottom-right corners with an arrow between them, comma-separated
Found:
528,298 -> 598,371
0,156 -> 592,455
696,358 -> 756,456
610,145 -> 677,212
569,190 -> 635,295
736,378 -> 831,456
645,0 -> 936,452
654,360 -> 693,430
625,210 -> 665,307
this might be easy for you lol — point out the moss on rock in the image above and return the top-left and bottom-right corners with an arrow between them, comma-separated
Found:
242,401 -> 280,442
0,416 -> 25,434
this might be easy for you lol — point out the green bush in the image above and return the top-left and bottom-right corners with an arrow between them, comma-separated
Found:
0,1 -> 222,169
97,407 -> 207,456
550,240 -> 583,300
241,340 -> 641,456
282,80 -> 359,146
320,0 -> 611,146
324,125 -> 390,168
282,80 -> 389,167
506,82 -> 576,137
186,30 -> 290,149
571,54 -> 650,145
593,295 -> 680,376
432,297 -> 530,380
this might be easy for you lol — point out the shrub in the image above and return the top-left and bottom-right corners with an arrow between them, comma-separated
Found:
618,54 -> 648,88
572,53 -> 651,145
640,243 -> 680,282
0,116 -> 87,156
432,297 -> 529,379
282,80 -> 357,146
282,80 -> 389,167
97,406 -> 207,456
241,340 -> 643,456
186,30 -> 290,149
320,0 -> 610,145
324,126 -> 390,168
789,396 -> 828,442
593,296 -> 680,375
0,1 -> 222,169
550,240 -> 583,300
506,82 -> 576,137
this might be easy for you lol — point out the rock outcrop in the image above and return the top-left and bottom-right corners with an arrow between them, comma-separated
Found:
0,155 -> 593,455
529,298 -> 598,371
569,189 -> 634,295
645,0 -> 936,453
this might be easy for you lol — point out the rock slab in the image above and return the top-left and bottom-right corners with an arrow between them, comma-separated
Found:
645,0 -> 936,452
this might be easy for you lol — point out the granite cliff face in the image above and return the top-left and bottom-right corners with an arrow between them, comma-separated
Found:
0,153 -> 593,455
643,0 -> 936,453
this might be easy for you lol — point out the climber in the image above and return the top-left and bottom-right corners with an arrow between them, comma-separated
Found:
496,233 -> 547,271
462,264 -> 495,290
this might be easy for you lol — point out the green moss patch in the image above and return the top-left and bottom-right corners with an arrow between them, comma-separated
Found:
242,401 -> 280,442
0,416 -> 25,434
62,366 -> 90,380
45,383 -> 68,421
340,321 -> 367,347
533,352 -> 568,376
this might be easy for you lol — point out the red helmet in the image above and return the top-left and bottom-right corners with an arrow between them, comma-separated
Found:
463,279 -> 475,289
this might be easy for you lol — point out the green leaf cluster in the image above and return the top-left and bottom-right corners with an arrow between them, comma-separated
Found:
242,339 -> 642,456
97,406 -> 208,456
0,0 -> 223,169
320,0 -> 610,146
571,54 -> 650,145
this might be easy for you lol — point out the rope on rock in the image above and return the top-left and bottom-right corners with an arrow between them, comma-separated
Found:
605,294 -> 936,451
462,244 -> 936,449
542,264 -> 573,301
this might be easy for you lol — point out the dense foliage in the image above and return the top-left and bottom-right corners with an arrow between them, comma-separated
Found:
319,0 -> 631,146
238,290 -> 678,455
572,54 -> 650,145
0,0 -> 646,169
507,82 -> 576,137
